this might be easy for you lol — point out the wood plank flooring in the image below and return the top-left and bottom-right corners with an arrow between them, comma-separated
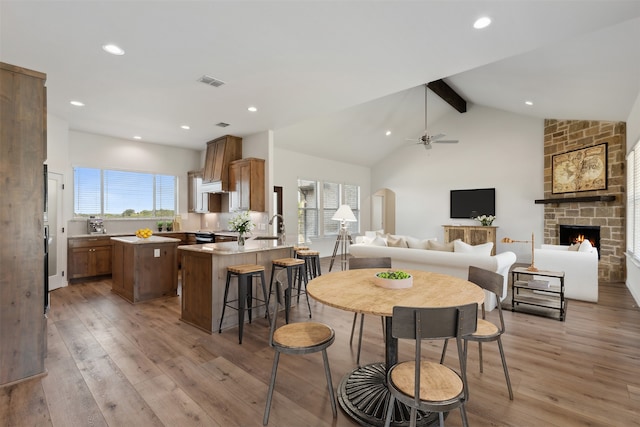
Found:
2,259 -> 640,426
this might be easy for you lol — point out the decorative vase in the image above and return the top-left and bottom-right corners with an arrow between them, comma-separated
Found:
238,234 -> 246,249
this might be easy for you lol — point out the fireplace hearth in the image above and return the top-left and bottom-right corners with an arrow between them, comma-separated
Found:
559,225 -> 600,258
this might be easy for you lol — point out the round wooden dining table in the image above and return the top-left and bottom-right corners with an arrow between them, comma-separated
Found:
307,268 -> 485,427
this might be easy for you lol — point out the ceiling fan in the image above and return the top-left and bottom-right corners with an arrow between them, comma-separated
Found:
407,84 -> 459,149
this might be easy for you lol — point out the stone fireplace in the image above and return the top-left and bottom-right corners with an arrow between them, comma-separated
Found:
542,120 -> 626,282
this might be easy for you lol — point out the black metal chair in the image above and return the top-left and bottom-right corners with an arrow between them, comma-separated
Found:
441,265 -> 514,400
384,303 -> 478,427
348,256 -> 392,366
263,279 -> 337,425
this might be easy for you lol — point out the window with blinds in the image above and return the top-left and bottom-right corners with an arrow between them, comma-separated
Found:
297,178 -> 360,243
74,167 -> 177,218
298,179 -> 318,243
627,144 -> 640,261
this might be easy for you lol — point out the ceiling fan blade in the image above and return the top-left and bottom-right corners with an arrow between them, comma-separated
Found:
433,139 -> 459,144
429,133 -> 446,141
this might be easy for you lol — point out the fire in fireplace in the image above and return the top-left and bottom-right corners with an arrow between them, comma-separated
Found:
559,225 -> 601,258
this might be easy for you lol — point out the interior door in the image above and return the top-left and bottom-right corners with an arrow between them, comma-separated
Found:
47,171 -> 65,290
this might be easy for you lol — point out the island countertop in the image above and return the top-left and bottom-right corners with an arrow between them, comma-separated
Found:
111,235 -> 181,244
178,240 -> 291,255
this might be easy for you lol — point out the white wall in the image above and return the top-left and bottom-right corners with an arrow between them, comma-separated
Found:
272,146 -> 371,257
371,105 -> 545,262
626,91 -> 640,305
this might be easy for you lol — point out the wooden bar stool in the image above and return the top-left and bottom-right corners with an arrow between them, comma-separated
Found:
268,258 -> 311,323
295,249 -> 322,281
219,264 -> 269,344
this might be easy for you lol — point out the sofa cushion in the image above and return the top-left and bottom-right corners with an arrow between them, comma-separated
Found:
453,240 -> 494,255
579,240 -> 594,252
406,236 -> 436,249
568,243 -> 580,251
427,239 -> 456,252
386,234 -> 408,248
370,236 -> 387,246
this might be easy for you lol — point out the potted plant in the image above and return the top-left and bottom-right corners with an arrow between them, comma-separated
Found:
156,221 -> 164,232
165,221 -> 173,232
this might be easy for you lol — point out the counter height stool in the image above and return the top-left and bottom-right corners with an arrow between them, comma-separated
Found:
268,258 -> 311,323
295,249 -> 322,281
219,264 -> 269,344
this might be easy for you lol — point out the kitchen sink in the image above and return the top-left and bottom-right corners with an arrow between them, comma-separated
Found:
251,236 -> 279,240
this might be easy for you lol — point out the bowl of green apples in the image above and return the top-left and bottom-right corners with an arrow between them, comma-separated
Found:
374,270 -> 413,289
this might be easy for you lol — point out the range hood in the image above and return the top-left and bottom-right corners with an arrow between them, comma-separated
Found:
201,181 -> 225,193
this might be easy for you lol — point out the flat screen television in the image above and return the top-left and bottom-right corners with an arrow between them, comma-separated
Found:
450,188 -> 495,219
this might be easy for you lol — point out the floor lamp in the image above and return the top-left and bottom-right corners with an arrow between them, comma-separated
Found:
502,232 -> 538,271
329,205 -> 356,272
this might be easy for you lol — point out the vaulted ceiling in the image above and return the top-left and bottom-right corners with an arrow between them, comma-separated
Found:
2,1 -> 640,167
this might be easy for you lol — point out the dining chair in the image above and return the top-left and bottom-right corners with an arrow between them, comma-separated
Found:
384,303 -> 478,427
263,279 -> 337,425
441,265 -> 514,400
348,256 -> 392,366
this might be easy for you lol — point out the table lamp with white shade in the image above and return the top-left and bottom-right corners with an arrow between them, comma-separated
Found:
329,205 -> 357,271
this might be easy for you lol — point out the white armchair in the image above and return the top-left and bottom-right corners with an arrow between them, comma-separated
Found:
534,243 -> 599,302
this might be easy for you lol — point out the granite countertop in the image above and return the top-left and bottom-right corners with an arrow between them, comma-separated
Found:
111,235 -> 181,244
179,240 -> 291,255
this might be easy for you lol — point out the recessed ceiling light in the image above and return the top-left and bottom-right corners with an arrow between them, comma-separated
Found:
248,106 -> 257,112
181,125 -> 190,130
385,130 -> 392,136
133,136 -> 142,140
473,17 -> 492,29
70,100 -> 85,107
102,44 -> 125,55
525,101 -> 533,106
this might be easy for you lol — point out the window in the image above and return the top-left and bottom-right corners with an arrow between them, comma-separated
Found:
74,167 -> 177,218
297,178 -> 360,243
627,143 -> 640,261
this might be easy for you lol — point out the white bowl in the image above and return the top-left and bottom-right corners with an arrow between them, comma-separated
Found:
373,273 -> 413,289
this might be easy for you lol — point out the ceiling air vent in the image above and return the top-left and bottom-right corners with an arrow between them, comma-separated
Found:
216,122 -> 230,127
198,75 -> 225,87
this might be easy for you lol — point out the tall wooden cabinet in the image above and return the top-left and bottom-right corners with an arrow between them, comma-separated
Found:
0,62 -> 48,386
443,225 -> 498,255
229,158 -> 265,212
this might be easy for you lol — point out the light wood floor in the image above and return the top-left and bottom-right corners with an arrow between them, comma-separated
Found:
2,260 -> 640,427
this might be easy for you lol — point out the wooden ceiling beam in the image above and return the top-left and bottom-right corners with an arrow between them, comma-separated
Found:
427,79 -> 467,113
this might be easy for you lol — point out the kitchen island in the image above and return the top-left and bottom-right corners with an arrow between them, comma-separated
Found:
179,240 -> 292,334
111,235 -> 180,303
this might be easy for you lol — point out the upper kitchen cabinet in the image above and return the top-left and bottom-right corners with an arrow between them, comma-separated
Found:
202,135 -> 242,190
188,170 -> 223,213
0,62 -> 47,386
229,158 -> 265,212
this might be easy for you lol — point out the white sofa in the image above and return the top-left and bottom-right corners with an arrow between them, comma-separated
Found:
349,236 -> 517,311
534,243 -> 599,302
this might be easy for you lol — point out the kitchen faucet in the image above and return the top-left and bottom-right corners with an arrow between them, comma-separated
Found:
269,214 -> 286,245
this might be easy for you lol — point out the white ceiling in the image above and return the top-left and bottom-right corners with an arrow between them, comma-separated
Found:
2,1 -> 640,167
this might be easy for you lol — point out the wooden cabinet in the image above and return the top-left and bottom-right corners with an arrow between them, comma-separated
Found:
443,225 -> 497,255
0,62 -> 48,386
188,170 -> 224,213
202,135 -> 242,189
68,237 -> 113,280
229,158 -> 265,212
